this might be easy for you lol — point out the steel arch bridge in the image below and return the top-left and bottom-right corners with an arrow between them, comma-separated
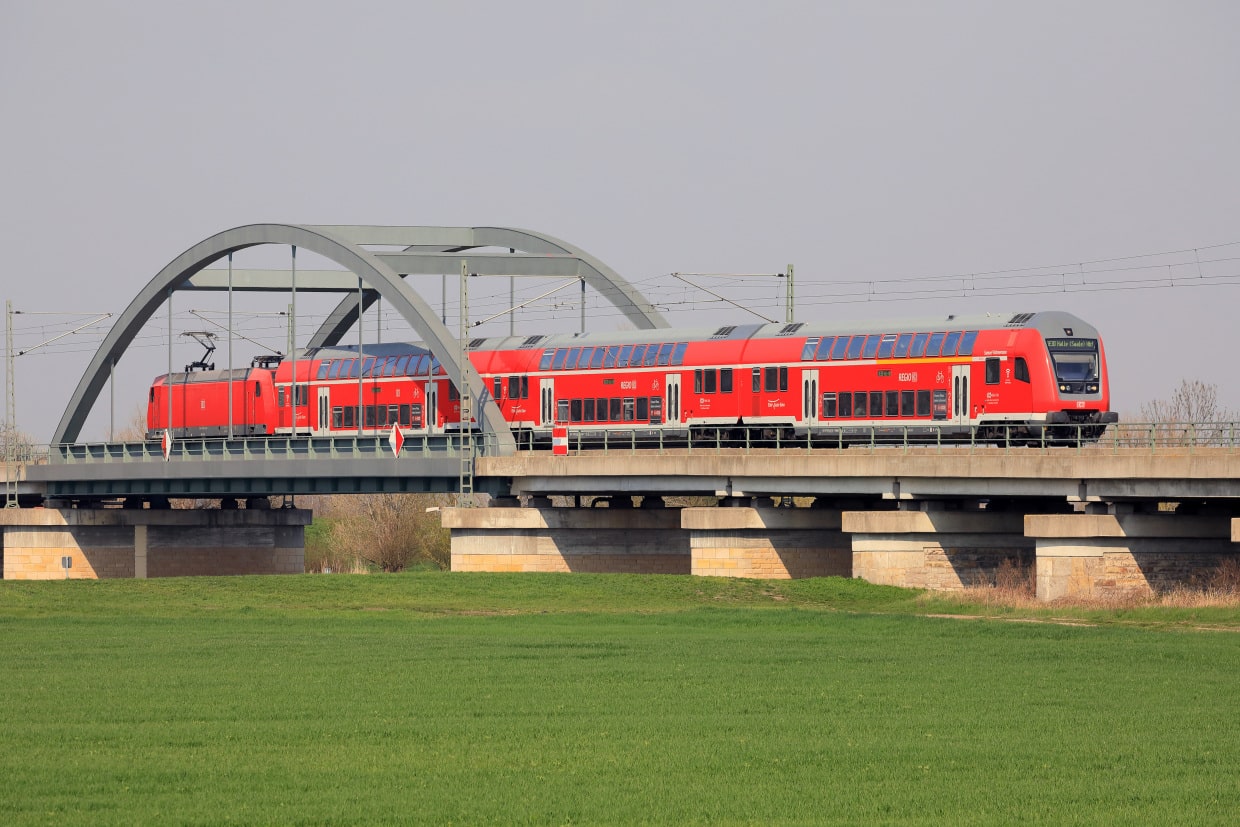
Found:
53,224 -> 669,455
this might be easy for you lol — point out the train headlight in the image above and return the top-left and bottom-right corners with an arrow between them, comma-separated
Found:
1059,384 -> 1069,392
1087,383 -> 1099,393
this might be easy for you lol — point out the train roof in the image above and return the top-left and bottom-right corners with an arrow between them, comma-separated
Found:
458,310 -> 1101,351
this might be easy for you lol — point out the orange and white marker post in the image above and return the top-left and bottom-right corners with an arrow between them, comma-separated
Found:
552,423 -> 568,455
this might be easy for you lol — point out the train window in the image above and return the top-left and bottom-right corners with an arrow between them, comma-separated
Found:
839,391 -> 853,417
610,398 -> 622,421
363,357 -> 378,377
493,377 -> 503,399
694,369 -> 703,394
637,397 -> 649,420
365,406 -> 377,428
556,399 -> 569,422
540,351 -> 554,371
752,368 -> 761,392
342,407 -> 355,428
399,404 -> 410,425
583,399 -> 595,421
656,343 -> 674,366
388,405 -> 400,425
894,333 -> 913,357
590,348 -> 605,369
671,342 -> 688,365
447,382 -> 459,402
917,391 -> 931,417
622,398 -> 636,421
910,333 -> 929,358
853,391 -> 868,418
603,346 -> 618,369
1014,357 -> 1030,383
847,337 -> 865,360
764,367 -> 779,392
583,347 -> 599,368
985,358 -> 1001,384
802,337 -> 820,360
596,398 -> 608,422
721,368 -> 733,393
862,335 -> 880,359
878,334 -> 897,359
552,349 -> 569,370
332,407 -> 343,428
650,397 -> 663,424
926,332 -> 945,357
886,390 -> 899,417
395,356 -> 411,376
385,358 -> 401,377
617,345 -> 634,368
410,403 -> 423,428
901,390 -> 915,417
942,331 -> 962,356
779,367 -> 788,391
255,381 -> 262,398
871,391 -> 884,417
644,346 -> 660,367
278,387 -> 286,407
822,392 -> 837,418
830,337 -> 850,360
317,362 -> 331,380
629,345 -> 646,367
958,331 -> 978,356
564,347 -> 580,370
815,337 -> 834,360
705,370 -> 717,394
329,360 -> 344,380
570,399 -> 583,423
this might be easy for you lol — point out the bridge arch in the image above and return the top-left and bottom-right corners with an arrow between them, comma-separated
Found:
304,225 -> 669,349
52,224 -> 517,450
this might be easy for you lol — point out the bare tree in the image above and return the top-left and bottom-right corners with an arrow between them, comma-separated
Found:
1,422 -> 41,463
321,492 -> 453,572
1139,380 -> 1236,446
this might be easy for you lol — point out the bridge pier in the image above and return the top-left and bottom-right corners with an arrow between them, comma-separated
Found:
442,500 -> 691,574
843,503 -> 1035,591
683,505 -> 851,578
0,507 -> 309,580
1026,510 -> 1239,601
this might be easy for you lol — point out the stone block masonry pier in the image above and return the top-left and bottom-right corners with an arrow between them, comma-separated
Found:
0,508 -> 309,579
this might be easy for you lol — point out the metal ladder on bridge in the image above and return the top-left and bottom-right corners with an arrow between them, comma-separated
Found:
457,262 -> 475,507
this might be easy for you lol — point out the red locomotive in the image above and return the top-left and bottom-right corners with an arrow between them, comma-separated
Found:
148,310 -> 1116,445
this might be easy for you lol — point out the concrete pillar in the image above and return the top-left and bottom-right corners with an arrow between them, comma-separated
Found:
442,505 -> 690,574
0,508 -> 309,580
683,507 -> 850,579
843,506 -> 1033,590
1026,513 -> 1238,601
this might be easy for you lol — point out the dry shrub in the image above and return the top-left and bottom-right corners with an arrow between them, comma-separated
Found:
318,493 -> 453,572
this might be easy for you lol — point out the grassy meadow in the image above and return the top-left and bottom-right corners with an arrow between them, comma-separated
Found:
1,573 -> 1238,825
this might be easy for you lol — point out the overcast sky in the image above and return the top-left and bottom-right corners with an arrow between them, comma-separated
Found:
3,1 -> 1238,441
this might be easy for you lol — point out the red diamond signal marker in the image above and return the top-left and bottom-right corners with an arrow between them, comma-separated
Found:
388,423 -> 405,457
161,429 -> 172,461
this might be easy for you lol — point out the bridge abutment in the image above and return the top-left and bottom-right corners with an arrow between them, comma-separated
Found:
1026,512 -> 1239,601
843,505 -> 1035,591
0,508 -> 308,580
442,502 -> 691,574
683,506 -> 851,578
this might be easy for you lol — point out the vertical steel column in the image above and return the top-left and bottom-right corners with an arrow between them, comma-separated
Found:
4,299 -> 16,507
510,247 -> 516,338
580,276 -> 585,334
290,245 -> 297,436
166,288 -> 173,441
357,276 -> 364,435
458,260 -> 474,505
108,358 -> 114,442
227,252 -> 234,439
786,264 -> 794,324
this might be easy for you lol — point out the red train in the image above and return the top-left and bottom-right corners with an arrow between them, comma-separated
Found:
147,310 -> 1117,445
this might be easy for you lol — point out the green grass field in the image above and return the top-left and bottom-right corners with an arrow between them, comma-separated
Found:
2,574 -> 1238,825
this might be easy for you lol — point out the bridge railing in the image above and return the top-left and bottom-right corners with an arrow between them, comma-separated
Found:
41,421 -> 1240,465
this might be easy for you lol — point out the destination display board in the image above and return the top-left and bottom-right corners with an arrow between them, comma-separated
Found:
1044,338 -> 1098,351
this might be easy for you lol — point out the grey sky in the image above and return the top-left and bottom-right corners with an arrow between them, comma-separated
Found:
3,1 -> 1238,441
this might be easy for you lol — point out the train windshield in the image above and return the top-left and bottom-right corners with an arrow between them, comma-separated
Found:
1046,338 -> 1100,383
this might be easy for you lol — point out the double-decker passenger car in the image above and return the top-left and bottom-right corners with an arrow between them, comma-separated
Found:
147,310 -> 1117,445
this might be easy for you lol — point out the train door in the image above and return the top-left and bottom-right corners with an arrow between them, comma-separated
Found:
665,374 -> 681,426
952,364 -> 971,427
424,381 -> 439,434
315,388 -> 331,435
539,378 -> 556,427
802,369 -> 819,429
